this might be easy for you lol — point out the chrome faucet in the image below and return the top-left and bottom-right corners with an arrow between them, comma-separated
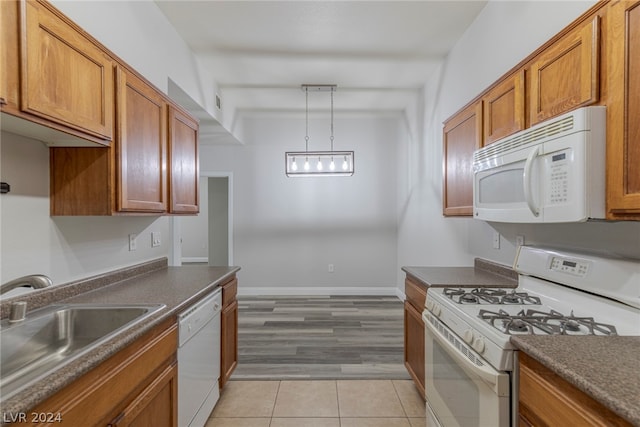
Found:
1,274 -> 52,295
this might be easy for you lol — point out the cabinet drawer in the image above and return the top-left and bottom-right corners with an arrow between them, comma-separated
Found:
405,277 -> 427,310
222,278 -> 238,307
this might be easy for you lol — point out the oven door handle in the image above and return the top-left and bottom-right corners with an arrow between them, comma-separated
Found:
523,146 -> 540,217
423,312 -> 509,396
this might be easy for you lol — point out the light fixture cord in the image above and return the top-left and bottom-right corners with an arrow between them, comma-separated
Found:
305,87 -> 309,153
330,88 -> 334,151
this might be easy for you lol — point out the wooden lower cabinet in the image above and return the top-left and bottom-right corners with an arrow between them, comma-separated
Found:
28,320 -> 178,427
108,363 -> 178,427
220,278 -> 238,389
518,352 -> 632,427
403,276 -> 427,400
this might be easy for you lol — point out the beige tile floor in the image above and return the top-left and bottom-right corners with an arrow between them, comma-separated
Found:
206,380 -> 425,427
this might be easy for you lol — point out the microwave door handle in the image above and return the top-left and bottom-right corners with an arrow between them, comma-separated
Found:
523,146 -> 540,217
423,312 -> 509,396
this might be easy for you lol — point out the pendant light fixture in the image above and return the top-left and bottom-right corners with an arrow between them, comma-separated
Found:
285,84 -> 354,177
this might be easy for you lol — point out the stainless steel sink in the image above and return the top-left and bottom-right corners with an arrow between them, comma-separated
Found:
0,303 -> 165,401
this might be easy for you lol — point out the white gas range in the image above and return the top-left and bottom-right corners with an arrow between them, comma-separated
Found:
422,246 -> 640,427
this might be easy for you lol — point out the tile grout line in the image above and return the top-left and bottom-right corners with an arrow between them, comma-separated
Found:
391,379 -> 411,421
335,379 -> 342,427
268,380 -> 282,426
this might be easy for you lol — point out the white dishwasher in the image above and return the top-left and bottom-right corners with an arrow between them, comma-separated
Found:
178,288 -> 222,427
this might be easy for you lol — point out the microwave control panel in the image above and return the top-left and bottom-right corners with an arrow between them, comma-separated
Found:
548,150 -> 570,204
550,257 -> 590,277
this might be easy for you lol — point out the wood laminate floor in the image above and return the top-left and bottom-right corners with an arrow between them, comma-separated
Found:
232,295 -> 410,380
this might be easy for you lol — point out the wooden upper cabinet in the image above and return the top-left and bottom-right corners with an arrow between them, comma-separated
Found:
606,0 -> 640,219
530,16 -> 600,125
482,70 -> 525,145
442,102 -> 482,216
1,0 -> 19,108
116,67 -> 167,213
21,0 -> 114,141
168,107 -> 199,214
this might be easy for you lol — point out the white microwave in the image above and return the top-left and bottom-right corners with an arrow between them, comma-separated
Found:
473,106 -> 606,223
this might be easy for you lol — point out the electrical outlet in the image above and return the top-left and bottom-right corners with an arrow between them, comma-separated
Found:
128,234 -> 137,251
152,232 -> 161,247
516,235 -> 525,247
492,231 -> 501,249
328,264 -> 334,273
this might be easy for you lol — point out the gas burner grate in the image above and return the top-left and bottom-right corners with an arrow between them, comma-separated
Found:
442,288 -> 541,305
478,309 -> 618,336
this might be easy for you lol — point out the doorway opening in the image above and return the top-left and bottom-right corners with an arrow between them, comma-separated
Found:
177,172 -> 233,266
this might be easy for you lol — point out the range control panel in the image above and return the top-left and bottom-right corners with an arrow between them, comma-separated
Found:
550,257 -> 590,277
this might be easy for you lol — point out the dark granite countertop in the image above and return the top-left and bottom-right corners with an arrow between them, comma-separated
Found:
402,258 -> 517,288
511,336 -> 640,426
0,261 -> 240,417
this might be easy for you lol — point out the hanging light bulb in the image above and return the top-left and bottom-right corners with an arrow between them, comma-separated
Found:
316,157 -> 323,171
329,157 -> 336,171
291,157 -> 298,171
342,155 -> 349,171
304,157 -> 310,171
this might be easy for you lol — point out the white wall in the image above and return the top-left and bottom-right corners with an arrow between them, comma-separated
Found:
0,132 -> 169,285
398,0 -> 640,274
197,114 -> 401,292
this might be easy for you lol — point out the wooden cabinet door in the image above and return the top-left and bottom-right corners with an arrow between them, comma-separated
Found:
21,0 -> 114,141
116,67 -> 167,213
404,300 -> 425,400
530,16 -> 600,125
109,363 -> 178,427
1,0 -> 19,109
606,0 -> 640,219
168,107 -> 199,214
220,299 -> 238,389
442,102 -> 482,216
482,70 -> 525,145
519,353 -> 632,427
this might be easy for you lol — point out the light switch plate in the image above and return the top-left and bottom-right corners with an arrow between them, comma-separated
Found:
129,234 -> 137,251
152,232 -> 161,247
492,231 -> 500,249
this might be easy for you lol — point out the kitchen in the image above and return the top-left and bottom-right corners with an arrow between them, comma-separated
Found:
1,0 -> 639,426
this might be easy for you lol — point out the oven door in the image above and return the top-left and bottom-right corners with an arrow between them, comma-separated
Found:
423,311 -> 510,427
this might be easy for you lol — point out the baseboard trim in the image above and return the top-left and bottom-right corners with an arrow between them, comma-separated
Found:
238,286 -> 401,297
395,287 -> 406,302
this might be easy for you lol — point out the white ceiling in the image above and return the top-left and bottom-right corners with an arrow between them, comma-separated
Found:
155,0 -> 487,117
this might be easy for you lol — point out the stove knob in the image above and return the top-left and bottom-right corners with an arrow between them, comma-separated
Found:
426,300 -> 433,311
463,329 -> 474,344
472,337 -> 485,354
